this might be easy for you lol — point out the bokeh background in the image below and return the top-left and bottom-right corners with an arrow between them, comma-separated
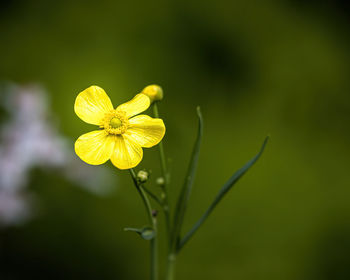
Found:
1,0 -> 350,279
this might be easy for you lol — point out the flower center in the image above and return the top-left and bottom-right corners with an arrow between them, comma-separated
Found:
101,110 -> 128,135
110,117 -> 122,128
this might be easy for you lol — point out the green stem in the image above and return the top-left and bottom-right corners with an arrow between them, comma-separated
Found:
153,103 -> 169,184
129,169 -> 158,280
153,103 -> 171,236
165,253 -> 176,280
143,186 -> 163,206
153,102 -> 174,280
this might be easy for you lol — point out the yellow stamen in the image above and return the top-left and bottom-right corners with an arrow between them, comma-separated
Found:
101,110 -> 129,135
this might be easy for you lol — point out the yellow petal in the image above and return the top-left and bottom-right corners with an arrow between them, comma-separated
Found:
74,86 -> 114,125
116,93 -> 150,118
110,135 -> 143,169
126,115 -> 166,148
75,130 -> 115,165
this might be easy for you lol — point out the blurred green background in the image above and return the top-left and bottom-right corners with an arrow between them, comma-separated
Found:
1,0 -> 350,279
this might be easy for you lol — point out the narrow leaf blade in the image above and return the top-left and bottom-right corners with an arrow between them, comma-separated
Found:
172,107 -> 203,249
178,136 -> 269,251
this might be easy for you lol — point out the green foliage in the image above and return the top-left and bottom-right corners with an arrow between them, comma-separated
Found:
178,136 -> 269,251
172,107 -> 203,251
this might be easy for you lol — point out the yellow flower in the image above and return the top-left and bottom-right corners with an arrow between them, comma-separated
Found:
74,86 -> 166,170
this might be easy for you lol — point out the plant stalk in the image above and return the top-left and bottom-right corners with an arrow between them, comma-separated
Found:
153,102 -> 174,279
165,253 -> 176,280
153,103 -> 171,237
129,169 -> 158,280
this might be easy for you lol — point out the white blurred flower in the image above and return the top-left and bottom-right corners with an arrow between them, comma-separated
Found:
0,83 -> 116,226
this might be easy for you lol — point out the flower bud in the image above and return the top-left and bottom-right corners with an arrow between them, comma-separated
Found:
142,84 -> 163,102
156,177 -> 165,186
137,170 -> 149,183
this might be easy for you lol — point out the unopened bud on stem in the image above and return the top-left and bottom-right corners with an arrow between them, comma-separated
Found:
137,170 -> 149,183
142,84 -> 163,103
156,177 -> 165,186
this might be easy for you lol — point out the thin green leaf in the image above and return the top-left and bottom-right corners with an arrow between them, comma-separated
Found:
172,107 -> 203,250
142,186 -> 163,206
178,136 -> 269,251
124,227 -> 142,234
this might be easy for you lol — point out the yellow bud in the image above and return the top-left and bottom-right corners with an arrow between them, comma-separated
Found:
142,84 -> 163,102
